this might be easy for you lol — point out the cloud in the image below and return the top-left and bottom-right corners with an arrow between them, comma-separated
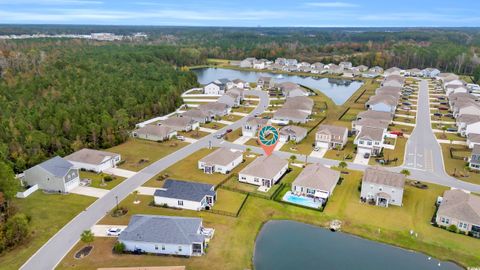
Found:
305,2 -> 358,8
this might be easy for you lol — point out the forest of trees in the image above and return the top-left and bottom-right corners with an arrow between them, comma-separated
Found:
0,40 -> 204,172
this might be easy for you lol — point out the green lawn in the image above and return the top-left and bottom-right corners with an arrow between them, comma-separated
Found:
244,138 -> 260,147
222,114 -> 243,122
143,148 -> 255,187
202,121 -> 226,130
369,137 -> 407,167
224,129 -> 242,142
59,170 -> 480,270
394,116 -> 416,124
79,171 -> 125,189
213,188 -> 247,214
178,130 -> 210,139
280,132 -> 315,155
390,123 -> 414,135
0,192 -> 96,270
340,108 -> 364,121
107,139 -> 188,171
323,137 -> 356,161
441,145 -> 480,184
232,106 -> 254,113
435,132 -> 466,142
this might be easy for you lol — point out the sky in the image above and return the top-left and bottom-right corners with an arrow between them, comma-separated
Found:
0,0 -> 480,27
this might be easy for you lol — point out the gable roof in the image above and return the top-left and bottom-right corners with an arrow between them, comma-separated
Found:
316,124 -> 347,138
353,118 -> 390,130
65,148 -> 119,165
160,116 -> 196,128
199,148 -> 243,166
457,114 -> 480,125
181,109 -> 211,119
437,189 -> 480,225
240,154 -> 288,179
357,126 -> 384,141
473,144 -> 480,156
134,125 -> 174,138
357,110 -> 393,122
154,179 -> 215,202
198,102 -> 230,112
362,167 -> 405,188
293,163 -> 340,192
119,215 -> 204,245
366,94 -> 398,107
36,156 -> 74,177
273,108 -> 310,120
279,125 -> 308,138
245,117 -> 268,127
282,96 -> 314,111
468,133 -> 480,143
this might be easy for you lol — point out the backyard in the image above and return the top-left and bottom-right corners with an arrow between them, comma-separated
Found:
79,171 -> 125,190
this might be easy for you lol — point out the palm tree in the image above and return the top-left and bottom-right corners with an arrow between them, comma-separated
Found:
133,190 -> 139,203
400,169 -> 411,177
289,155 -> 297,163
80,230 -> 94,247
338,161 -> 347,173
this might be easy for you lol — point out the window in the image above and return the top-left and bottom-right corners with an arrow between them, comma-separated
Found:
367,141 -> 372,146
179,246 -> 183,252
155,245 -> 159,250
162,245 -> 165,250
254,178 -> 259,183
178,200 -> 184,206
441,217 -> 445,223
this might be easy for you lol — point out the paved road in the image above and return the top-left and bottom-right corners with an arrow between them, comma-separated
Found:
20,90 -> 269,270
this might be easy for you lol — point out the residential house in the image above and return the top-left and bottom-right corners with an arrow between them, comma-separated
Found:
456,114 -> 480,136
339,61 -> 352,69
436,189 -> 480,237
275,58 -> 287,65
437,73 -> 460,83
24,156 -> 80,193
279,125 -> 308,143
356,110 -> 393,123
354,126 -> 385,156
360,167 -> 405,207
242,117 -> 269,137
118,215 -> 212,256
421,68 -> 441,78
257,76 -> 275,89
446,85 -> 469,96
198,102 -> 231,117
272,108 -> 309,125
352,118 -> 390,134
160,116 -> 199,132
238,154 -> 289,190
217,95 -> 237,108
470,145 -> 480,170
315,124 -> 348,149
327,64 -> 343,75
375,86 -> 403,98
277,82 -> 309,97
354,65 -> 369,72
198,148 -> 243,174
467,133 -> 480,149
232,79 -> 247,89
253,59 -> 266,69
133,125 -> 177,142
311,62 -> 324,69
457,103 -> 480,119
203,80 -> 227,95
240,58 -> 255,68
369,66 -> 384,74
154,179 -> 216,211
405,68 -> 421,77
465,120 -> 480,137
282,96 -> 314,114
382,75 -> 405,88
285,59 -> 298,66
65,148 -> 121,173
181,109 -> 213,124
291,163 -> 340,203
384,67 -> 402,77
365,94 -> 398,114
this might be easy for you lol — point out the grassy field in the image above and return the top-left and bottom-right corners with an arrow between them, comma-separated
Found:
441,144 -> 480,184
435,132 -> 466,142
58,169 -> 480,270
213,188 -> 247,214
79,171 -> 125,189
369,137 -> 407,167
323,137 -> 356,161
143,148 -> 254,187
202,121 -> 226,130
280,133 -> 316,155
0,192 -> 96,270
232,106 -> 254,113
222,114 -> 244,122
107,139 -> 188,171
224,129 -> 242,142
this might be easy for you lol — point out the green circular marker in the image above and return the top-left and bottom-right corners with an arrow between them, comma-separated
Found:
259,126 -> 279,146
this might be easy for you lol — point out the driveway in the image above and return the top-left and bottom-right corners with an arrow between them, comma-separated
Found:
199,127 -> 217,133
90,225 -> 127,237
353,148 -> 370,165
309,148 -> 327,158
135,186 -> 164,196
233,135 -> 251,145
69,186 -> 109,198
104,167 -> 137,178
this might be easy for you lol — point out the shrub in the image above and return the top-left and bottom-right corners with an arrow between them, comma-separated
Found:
447,224 -> 458,233
103,175 -> 113,182
113,241 -> 126,254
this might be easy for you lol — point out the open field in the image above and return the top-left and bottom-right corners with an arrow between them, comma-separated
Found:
107,139 -> 188,171
0,192 -> 96,270
59,169 -> 480,270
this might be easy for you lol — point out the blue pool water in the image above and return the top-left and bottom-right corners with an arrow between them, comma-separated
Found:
282,191 -> 322,208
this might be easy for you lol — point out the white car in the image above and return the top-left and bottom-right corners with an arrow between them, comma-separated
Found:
107,227 -> 122,236
177,135 -> 185,141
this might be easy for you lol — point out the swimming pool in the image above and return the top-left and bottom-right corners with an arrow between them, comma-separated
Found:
282,191 -> 322,209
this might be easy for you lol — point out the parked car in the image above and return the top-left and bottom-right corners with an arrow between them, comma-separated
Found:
215,132 -> 226,139
390,131 -> 403,137
107,227 -> 122,236
262,116 -> 271,119
433,113 -> 442,117
447,127 -> 458,132
402,102 -> 412,106
363,152 -> 370,159
226,129 -> 233,133
438,107 -> 448,111
177,136 -> 185,141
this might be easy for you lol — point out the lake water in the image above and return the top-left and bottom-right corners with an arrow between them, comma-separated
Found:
254,220 -> 461,270
192,68 -> 364,105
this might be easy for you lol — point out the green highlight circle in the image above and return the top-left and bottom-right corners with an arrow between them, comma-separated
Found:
258,126 -> 279,146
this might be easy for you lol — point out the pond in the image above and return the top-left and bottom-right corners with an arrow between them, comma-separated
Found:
254,220 -> 461,270
192,67 -> 364,105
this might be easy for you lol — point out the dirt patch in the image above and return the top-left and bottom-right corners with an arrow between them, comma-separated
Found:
74,245 -> 93,259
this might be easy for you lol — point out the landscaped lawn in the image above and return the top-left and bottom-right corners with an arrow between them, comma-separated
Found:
107,139 -> 188,171
323,137 -> 356,161
222,114 -> 243,122
202,121 -> 226,130
394,116 -> 416,124
178,130 -> 210,139
441,144 -> 480,184
79,171 -> 125,189
390,123 -> 414,135
1,192 -> 96,270
232,106 -> 254,113
244,138 -> 260,147
435,132 -> 466,142
59,170 -> 480,270
213,188 -> 247,214
224,129 -> 242,142
369,137 -> 407,167
280,132 -> 315,155
340,108 -> 364,121
143,148 -> 255,187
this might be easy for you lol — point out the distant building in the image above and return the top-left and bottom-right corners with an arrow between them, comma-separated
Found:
133,125 -> 177,142
65,148 -> 121,173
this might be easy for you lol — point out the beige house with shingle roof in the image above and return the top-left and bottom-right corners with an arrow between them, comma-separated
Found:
160,116 -> 199,132
65,148 -> 121,173
360,167 -> 405,207
279,125 -> 308,143
272,108 -> 309,124
436,189 -> 480,237
352,118 -> 389,134
354,126 -> 385,156
356,110 -> 393,122
242,117 -> 269,137
315,124 -> 348,149
198,148 -> 243,174
282,96 -> 314,114
292,163 -> 340,202
238,154 -> 288,191
133,125 -> 177,142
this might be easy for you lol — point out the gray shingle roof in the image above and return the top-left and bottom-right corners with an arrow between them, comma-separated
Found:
437,189 -> 480,225
357,126 -> 384,141
154,179 -> 215,202
363,167 -> 405,188
65,148 -> 119,166
468,133 -> 480,143
316,124 -> 347,138
38,156 -> 74,177
292,163 -> 340,192
357,110 -> 393,122
279,125 -> 308,138
240,154 -> 288,179
134,125 -> 174,138
199,148 -> 243,166
119,215 -> 204,245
